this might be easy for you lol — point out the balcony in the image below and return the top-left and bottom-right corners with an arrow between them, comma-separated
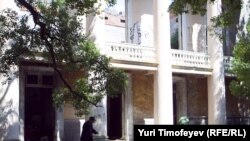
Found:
171,49 -> 211,69
106,42 -> 233,74
105,42 -> 156,64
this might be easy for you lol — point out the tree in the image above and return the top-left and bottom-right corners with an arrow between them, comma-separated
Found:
169,0 -> 241,35
0,0 -> 127,116
229,21 -> 250,98
228,20 -> 250,119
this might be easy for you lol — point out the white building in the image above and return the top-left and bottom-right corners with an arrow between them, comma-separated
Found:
0,0 -> 249,141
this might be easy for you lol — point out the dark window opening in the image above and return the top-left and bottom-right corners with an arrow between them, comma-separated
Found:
42,75 -> 53,86
120,19 -> 125,23
26,75 -> 39,85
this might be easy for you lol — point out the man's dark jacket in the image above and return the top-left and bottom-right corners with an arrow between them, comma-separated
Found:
80,120 -> 98,141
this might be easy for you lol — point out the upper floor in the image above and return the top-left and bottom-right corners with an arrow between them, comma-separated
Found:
0,0 -> 235,75
102,0 -> 234,75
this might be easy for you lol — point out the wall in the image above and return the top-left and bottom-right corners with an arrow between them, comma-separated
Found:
132,71 -> 154,124
62,70 -> 108,140
186,76 -> 208,124
0,1 -> 35,139
173,76 -> 187,124
0,73 -> 20,141
129,0 -> 153,45
105,25 -> 125,43
62,71 -> 85,141
188,14 -> 206,25
132,0 -> 153,25
62,70 -> 85,121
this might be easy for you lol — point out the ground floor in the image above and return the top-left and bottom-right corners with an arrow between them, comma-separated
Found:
0,62 -> 250,141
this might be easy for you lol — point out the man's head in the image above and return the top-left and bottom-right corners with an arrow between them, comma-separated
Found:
89,116 -> 96,123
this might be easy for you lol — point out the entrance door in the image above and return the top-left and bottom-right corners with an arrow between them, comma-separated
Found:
24,87 -> 55,141
107,94 -> 122,140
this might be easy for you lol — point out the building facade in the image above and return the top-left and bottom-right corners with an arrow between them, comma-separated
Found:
0,0 -> 250,141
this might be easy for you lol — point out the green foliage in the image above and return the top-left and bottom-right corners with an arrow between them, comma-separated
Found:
106,68 -> 128,98
178,116 -> 189,125
210,0 -> 241,29
169,0 -> 214,16
229,23 -> 250,97
64,0 -> 116,15
0,0 -> 127,116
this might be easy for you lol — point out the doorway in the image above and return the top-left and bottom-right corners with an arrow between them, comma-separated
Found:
24,74 -> 55,141
107,94 -> 122,140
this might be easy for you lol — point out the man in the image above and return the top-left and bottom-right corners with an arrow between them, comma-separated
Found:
80,116 -> 98,141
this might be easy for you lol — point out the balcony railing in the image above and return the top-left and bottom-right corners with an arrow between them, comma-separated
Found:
227,116 -> 250,125
188,116 -> 208,125
224,56 -> 233,71
178,116 -> 250,125
171,49 -> 211,69
105,42 -> 156,63
106,43 -> 238,71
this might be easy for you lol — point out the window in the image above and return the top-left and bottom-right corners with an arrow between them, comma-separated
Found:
26,75 -> 39,85
26,73 -> 54,87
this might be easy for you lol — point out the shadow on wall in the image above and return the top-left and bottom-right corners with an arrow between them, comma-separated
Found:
0,100 -> 18,139
0,75 -> 18,140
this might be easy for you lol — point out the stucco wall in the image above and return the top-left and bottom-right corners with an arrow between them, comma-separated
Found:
62,71 -> 86,141
105,25 -> 125,43
132,71 -> 154,124
0,73 -> 20,141
62,71 -> 85,119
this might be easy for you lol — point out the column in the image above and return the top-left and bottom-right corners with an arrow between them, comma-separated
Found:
124,74 -> 133,140
85,0 -> 107,137
207,0 -> 226,124
153,0 -> 173,124
55,107 -> 64,141
181,13 -> 189,50
125,0 -> 133,43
